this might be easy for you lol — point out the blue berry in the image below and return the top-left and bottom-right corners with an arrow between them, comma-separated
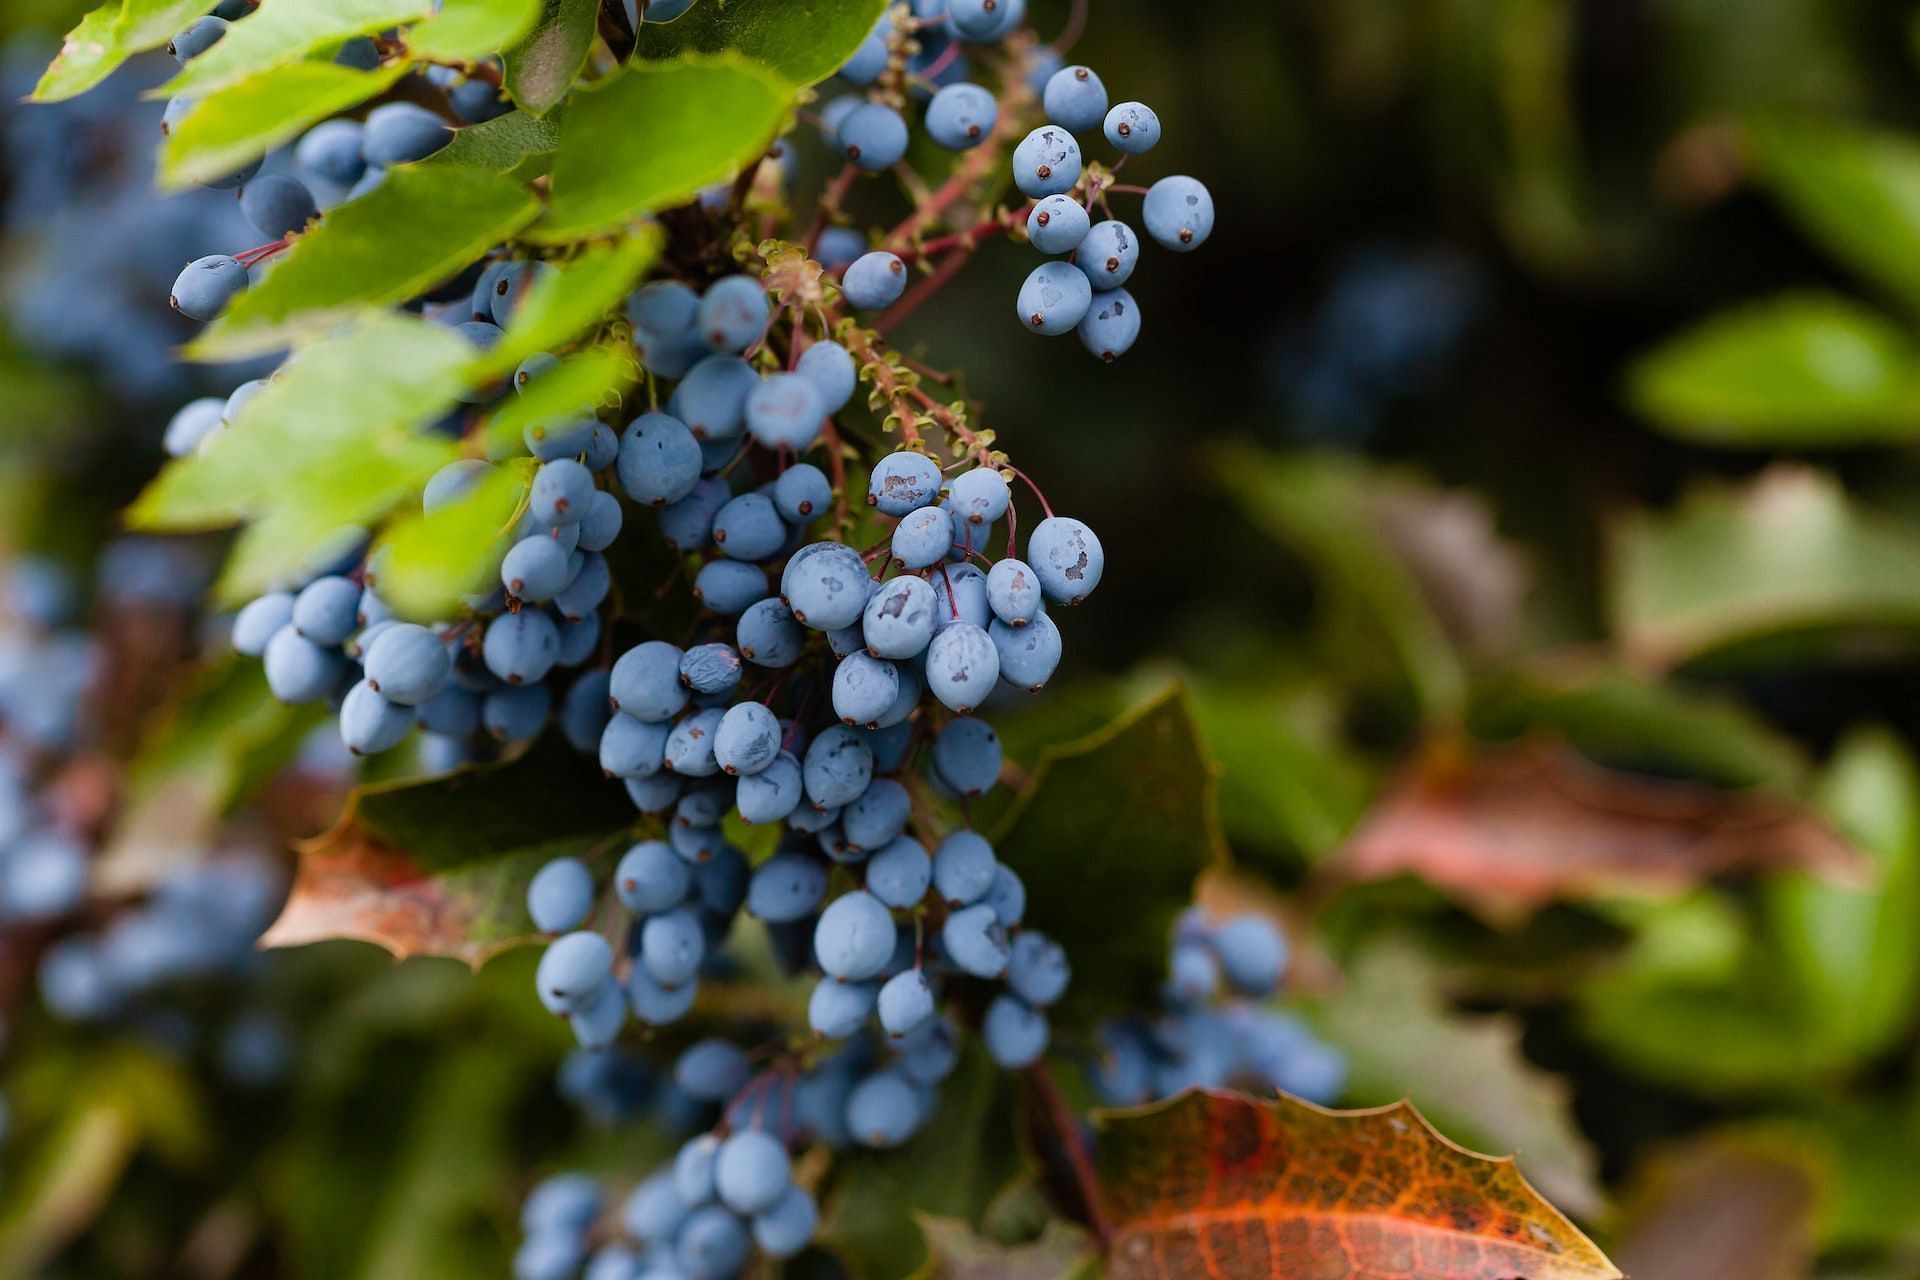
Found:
1078,287 -> 1141,361
862,575 -> 937,659
1026,515 -> 1104,604
483,610 -> 560,685
363,623 -> 450,705
845,1071 -> 919,1147
838,103 -> 910,170
168,16 -> 228,61
1012,126 -> 1082,198
931,719 -> 1000,796
865,835 -> 931,909
1103,101 -> 1161,154
363,103 -> 452,166
794,340 -> 857,414
617,411 -> 702,506
737,597 -> 806,668
693,559 -> 769,615
745,372 -> 825,450
842,251 -> 908,310
772,463 -> 834,523
239,174 -> 318,239
1026,193 -> 1090,254
671,355 -> 759,439
170,255 -> 247,320
231,593 -> 294,657
751,1186 -> 819,1258
1077,219 -> 1138,287
697,275 -> 770,353
983,994 -> 1049,1066
867,451 -> 942,515
1042,65 -> 1107,133
808,975 -> 876,1036
803,725 -> 873,808
1017,261 -> 1092,335
926,82 -> 998,150
715,701 -> 781,775
1143,175 -> 1214,251
712,492 -> 789,561
813,889 -> 895,980
536,931 -> 615,1010
877,969 -> 934,1037
715,1129 -> 790,1215
531,459 -> 594,525
941,902 -> 1009,977
992,612 -> 1061,690
783,542 -> 870,630
924,620 -> 998,713
502,535 -> 572,601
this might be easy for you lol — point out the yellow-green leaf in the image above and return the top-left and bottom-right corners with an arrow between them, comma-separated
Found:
633,0 -> 890,87
159,60 -> 407,190
408,0 -> 543,60
370,461 -> 528,620
502,0 -> 598,115
483,345 -> 637,454
189,164 -> 541,359
163,0 -> 431,96
32,0 -> 209,101
474,229 -> 662,376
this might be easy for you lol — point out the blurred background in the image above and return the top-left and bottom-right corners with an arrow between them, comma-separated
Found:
7,0 -> 1920,1276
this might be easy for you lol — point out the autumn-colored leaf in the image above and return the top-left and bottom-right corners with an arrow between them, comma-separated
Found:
262,735 -> 634,965
1096,1090 -> 1620,1280
1323,738 -> 1863,920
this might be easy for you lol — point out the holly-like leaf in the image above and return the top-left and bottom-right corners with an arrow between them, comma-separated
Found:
483,345 -> 637,455
474,230 -> 663,375
162,0 -> 432,96
189,165 -> 541,358
131,315 -> 466,531
158,61 -> 408,190
1214,444 -> 1471,718
535,55 -> 793,243
1628,292 -> 1920,446
1096,1090 -> 1619,1280
1325,738 -> 1861,921
991,683 -> 1223,1024
1471,661 -> 1811,791
909,1218 -> 1094,1280
262,735 -> 634,964
633,0 -> 890,87
1312,940 -> 1605,1218
32,0 -> 210,101
1609,465 -> 1920,671
502,0 -> 599,116
428,101 -> 563,175
1747,119 -> 1920,318
407,0 -> 543,60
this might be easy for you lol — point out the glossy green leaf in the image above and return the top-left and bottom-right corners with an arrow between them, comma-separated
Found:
1214,442 -> 1467,718
133,316 -> 468,531
1748,119 -> 1920,317
189,164 -> 541,358
1628,292 -> 1920,446
536,55 -> 792,242
1767,728 -> 1920,1061
32,0 -> 209,101
483,345 -> 637,454
502,0 -> 599,115
158,61 -> 407,190
1608,466 -> 1920,670
163,0 -> 430,96
476,230 -> 663,374
991,683 -> 1223,1025
428,100 -> 563,173
633,0 -> 890,87
407,0 -> 542,60
369,460 -> 528,621
1471,662 -> 1810,790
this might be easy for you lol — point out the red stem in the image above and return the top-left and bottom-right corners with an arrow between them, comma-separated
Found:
1026,1061 -> 1109,1244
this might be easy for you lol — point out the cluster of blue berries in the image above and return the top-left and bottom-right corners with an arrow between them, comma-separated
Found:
1090,910 -> 1346,1107
1009,62 -> 1213,359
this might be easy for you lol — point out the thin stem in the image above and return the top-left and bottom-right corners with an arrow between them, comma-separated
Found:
1055,0 -> 1089,55
1004,465 -> 1054,518
804,164 -> 862,255
876,249 -> 969,332
1026,1061 -> 1110,1244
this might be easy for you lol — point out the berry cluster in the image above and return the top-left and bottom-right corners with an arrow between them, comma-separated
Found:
1090,910 -> 1346,1107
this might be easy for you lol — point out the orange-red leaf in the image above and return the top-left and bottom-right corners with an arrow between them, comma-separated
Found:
1325,738 -> 1862,919
1097,1090 -> 1619,1280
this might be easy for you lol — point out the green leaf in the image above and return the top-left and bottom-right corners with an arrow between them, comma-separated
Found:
633,0 -> 890,87
162,0 -> 431,96
264,735 -> 634,963
1628,292 -> 1920,446
406,0 -> 542,60
132,315 -> 467,531
1312,939 -> 1605,1219
1608,465 -> 1920,670
482,344 -> 637,455
32,0 -> 210,101
369,460 -> 528,621
820,1046 -> 1027,1280
536,55 -> 793,243
990,683 -> 1223,1025
189,165 -> 541,358
476,230 -> 663,374
1767,728 -> 1920,1062
1748,119 -> 1920,318
428,100 -> 563,174
502,0 -> 599,116
158,61 -> 408,190
1471,662 -> 1811,790
1213,442 -> 1467,718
